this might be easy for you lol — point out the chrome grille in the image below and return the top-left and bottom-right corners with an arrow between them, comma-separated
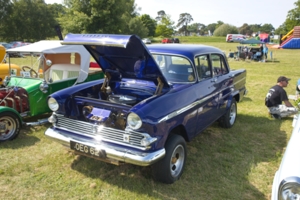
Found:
54,114 -> 146,148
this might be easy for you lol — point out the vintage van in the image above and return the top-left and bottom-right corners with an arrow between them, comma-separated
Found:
226,34 -> 246,42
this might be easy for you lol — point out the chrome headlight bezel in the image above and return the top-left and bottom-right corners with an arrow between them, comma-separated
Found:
127,112 -> 142,130
48,97 -> 59,111
39,80 -> 49,94
278,176 -> 300,200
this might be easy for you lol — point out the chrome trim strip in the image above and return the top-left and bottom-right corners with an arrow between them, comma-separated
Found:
61,42 -> 126,48
45,128 -> 165,166
158,94 -> 212,123
158,76 -> 245,123
233,76 -> 246,85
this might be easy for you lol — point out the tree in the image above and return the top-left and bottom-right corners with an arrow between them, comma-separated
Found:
213,24 -> 238,36
140,14 -> 157,37
187,23 -> 205,35
249,24 -> 262,33
59,0 -> 137,34
0,0 -> 12,40
48,3 -> 67,18
205,23 -> 218,35
155,15 -> 174,37
176,13 -> 193,36
127,17 -> 148,38
239,23 -> 252,36
260,24 -> 275,34
215,21 -> 224,29
1,0 -> 58,42
274,24 -> 287,35
155,10 -> 166,22
0,0 -> 11,21
282,0 -> 300,32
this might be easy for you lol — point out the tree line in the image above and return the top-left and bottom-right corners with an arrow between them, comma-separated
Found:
0,0 -> 300,42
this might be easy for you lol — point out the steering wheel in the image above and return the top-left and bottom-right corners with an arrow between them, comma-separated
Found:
22,66 -> 38,78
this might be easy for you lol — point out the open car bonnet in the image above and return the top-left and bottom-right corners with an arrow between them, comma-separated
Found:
62,34 -> 170,88
6,40 -> 91,83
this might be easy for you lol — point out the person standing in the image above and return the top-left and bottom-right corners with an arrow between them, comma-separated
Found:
243,45 -> 248,59
263,44 -> 268,60
259,44 -> 264,61
265,76 -> 298,119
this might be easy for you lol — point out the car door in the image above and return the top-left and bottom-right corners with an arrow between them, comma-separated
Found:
193,54 -> 220,134
210,54 -> 232,118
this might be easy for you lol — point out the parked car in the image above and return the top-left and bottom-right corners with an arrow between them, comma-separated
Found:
10,41 -> 25,48
173,38 -> 180,43
226,34 -> 246,42
162,38 -> 173,43
0,40 -> 104,141
271,114 -> 300,199
0,45 -> 21,86
142,38 -> 151,44
8,41 -> 31,57
45,34 -> 247,184
2,43 -> 13,50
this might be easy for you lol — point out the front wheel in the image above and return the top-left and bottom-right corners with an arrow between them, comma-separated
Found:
0,112 -> 21,141
219,98 -> 237,128
152,134 -> 187,184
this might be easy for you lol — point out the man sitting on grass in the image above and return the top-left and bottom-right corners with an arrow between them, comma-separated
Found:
265,76 -> 298,119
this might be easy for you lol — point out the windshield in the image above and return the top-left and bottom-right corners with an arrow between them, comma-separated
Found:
152,54 -> 195,83
8,52 -> 84,81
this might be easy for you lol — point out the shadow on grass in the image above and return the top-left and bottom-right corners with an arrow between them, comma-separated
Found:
0,124 -> 43,149
69,113 -> 287,199
241,96 -> 252,102
0,114 -> 52,148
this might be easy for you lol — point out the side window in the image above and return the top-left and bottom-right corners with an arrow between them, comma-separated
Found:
153,54 -> 194,83
211,54 -> 229,76
195,55 -> 211,80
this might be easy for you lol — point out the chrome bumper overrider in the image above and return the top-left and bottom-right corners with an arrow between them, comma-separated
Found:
45,127 -> 165,166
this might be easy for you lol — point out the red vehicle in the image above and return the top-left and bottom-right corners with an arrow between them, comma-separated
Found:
161,38 -> 173,43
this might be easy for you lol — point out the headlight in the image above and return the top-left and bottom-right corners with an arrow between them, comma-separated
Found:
279,177 -> 300,200
48,97 -> 59,111
39,80 -> 49,93
127,112 -> 142,130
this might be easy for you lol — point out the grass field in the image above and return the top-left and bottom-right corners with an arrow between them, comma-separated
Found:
1,37 -> 299,199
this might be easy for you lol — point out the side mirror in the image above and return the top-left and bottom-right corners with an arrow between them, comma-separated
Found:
46,60 -> 52,67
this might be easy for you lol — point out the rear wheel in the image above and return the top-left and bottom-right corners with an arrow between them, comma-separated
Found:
219,98 -> 237,128
152,134 -> 187,184
0,112 -> 21,141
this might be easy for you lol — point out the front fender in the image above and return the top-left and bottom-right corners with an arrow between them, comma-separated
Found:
0,106 -> 23,123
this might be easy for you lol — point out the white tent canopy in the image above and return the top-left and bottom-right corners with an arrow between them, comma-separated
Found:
7,40 -> 91,83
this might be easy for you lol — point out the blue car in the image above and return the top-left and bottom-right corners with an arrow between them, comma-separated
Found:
45,34 -> 247,183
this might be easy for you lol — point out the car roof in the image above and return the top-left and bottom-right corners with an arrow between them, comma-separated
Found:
148,44 -> 224,60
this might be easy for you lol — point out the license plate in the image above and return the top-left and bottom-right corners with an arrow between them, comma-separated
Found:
70,141 -> 106,158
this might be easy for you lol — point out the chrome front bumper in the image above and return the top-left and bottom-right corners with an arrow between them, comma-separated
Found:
45,127 -> 165,166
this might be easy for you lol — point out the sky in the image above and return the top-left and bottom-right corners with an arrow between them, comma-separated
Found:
45,0 -> 297,29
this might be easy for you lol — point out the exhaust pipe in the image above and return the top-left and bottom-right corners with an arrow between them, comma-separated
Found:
25,118 -> 49,126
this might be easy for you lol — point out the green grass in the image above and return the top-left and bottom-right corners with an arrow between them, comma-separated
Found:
1,37 -> 299,199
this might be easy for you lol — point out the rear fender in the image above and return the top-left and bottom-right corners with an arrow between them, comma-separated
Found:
231,90 -> 240,102
226,96 -> 234,109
